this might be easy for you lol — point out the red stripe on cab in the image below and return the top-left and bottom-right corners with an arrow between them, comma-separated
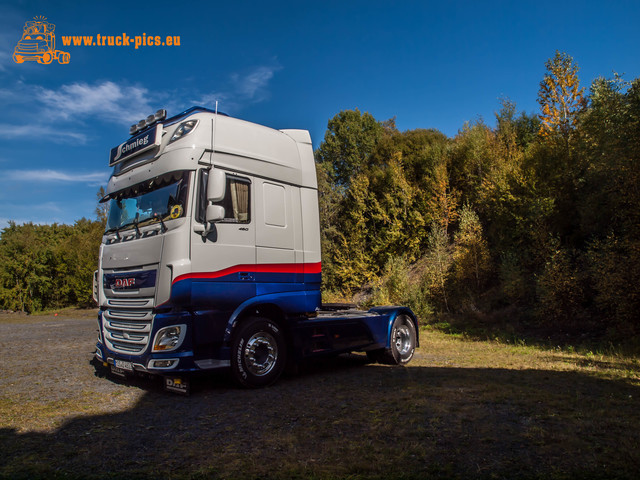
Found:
172,262 -> 322,285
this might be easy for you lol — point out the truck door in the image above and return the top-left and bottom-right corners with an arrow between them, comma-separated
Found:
189,170 -> 256,313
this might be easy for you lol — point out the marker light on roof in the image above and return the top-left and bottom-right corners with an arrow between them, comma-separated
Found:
169,120 -> 198,144
129,109 -> 168,135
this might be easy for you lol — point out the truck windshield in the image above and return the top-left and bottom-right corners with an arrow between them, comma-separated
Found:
105,170 -> 190,232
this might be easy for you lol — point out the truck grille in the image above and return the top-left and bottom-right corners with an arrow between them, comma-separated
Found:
103,297 -> 154,355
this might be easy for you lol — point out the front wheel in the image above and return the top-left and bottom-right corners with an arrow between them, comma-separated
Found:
231,317 -> 286,388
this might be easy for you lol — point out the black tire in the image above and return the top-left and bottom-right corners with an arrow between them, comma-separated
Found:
377,314 -> 417,365
231,317 -> 286,388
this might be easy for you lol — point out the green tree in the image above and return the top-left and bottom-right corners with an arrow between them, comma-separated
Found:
0,219 -> 102,312
578,75 -> 640,333
452,205 -> 491,292
329,173 -> 376,294
315,109 -> 385,188
315,109 -> 386,294
96,186 -> 108,226
367,151 -> 425,263
424,223 -> 453,312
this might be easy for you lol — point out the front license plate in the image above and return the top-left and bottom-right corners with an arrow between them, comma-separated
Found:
110,365 -> 127,377
115,359 -> 133,371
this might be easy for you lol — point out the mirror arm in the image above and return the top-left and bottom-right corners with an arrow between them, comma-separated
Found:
201,221 -> 212,238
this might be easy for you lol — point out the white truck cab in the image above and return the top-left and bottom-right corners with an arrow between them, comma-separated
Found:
94,107 -> 417,390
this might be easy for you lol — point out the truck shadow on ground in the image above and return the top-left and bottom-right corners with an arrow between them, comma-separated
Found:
1,356 -> 639,479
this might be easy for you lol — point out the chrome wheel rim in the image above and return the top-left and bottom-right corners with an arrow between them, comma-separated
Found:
394,320 -> 412,355
244,332 -> 278,376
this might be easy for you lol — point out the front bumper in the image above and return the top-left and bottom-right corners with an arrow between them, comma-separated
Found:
95,341 -> 230,376
96,309 -> 231,376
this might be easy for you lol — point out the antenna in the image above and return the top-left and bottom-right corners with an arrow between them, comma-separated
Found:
212,100 -> 218,160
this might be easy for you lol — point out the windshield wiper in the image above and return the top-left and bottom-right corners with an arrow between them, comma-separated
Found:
133,218 -> 141,237
112,221 -> 138,237
107,214 -> 170,239
135,215 -> 167,233
153,213 -> 168,232
104,226 -> 122,240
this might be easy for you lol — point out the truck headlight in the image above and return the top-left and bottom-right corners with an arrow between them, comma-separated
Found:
152,325 -> 186,352
169,120 -> 198,144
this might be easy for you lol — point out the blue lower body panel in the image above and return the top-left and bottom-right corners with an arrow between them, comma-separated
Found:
292,307 -> 418,358
96,302 -> 418,375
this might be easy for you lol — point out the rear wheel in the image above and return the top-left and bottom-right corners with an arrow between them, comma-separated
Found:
231,317 -> 286,388
372,314 -> 417,365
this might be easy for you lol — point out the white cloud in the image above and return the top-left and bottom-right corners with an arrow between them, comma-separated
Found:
192,63 -> 282,112
236,65 -> 279,99
195,91 -> 229,110
0,49 -> 10,72
0,123 -> 88,143
0,81 -> 152,144
1,64 -> 281,138
0,23 -> 17,72
4,169 -> 108,185
37,81 -> 153,124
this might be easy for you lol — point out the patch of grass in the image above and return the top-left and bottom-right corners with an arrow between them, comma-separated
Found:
0,308 -> 98,324
1,320 -> 639,479
425,311 -> 640,359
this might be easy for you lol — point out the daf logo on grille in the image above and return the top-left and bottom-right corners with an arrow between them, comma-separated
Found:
114,278 -> 135,288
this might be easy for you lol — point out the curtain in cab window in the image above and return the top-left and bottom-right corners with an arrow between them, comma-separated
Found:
230,180 -> 249,222
198,171 -> 250,224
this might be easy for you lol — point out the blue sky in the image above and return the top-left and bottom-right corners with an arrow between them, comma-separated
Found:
1,0 -> 639,228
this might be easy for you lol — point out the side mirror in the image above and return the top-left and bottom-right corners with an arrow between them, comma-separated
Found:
207,169 -> 226,203
206,205 -> 225,223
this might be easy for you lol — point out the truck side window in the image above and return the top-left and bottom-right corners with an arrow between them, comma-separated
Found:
196,169 -> 208,224
216,176 -> 251,224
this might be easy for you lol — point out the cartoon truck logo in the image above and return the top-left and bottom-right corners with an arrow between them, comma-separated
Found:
13,16 -> 70,65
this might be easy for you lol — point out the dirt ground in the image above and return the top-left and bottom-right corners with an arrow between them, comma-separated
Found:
1,311 -> 639,479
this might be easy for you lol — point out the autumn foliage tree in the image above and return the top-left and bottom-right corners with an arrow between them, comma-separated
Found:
316,52 -> 640,344
537,51 -> 586,143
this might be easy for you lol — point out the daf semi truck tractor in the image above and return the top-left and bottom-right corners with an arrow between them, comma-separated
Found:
93,107 -> 418,391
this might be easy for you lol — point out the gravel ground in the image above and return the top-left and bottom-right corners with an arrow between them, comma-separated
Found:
0,311 -> 148,440
0,312 -> 122,400
1,311 -> 639,479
